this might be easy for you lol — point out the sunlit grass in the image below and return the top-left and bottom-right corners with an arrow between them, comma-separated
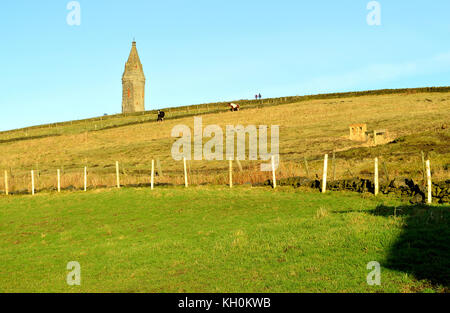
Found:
0,186 -> 448,292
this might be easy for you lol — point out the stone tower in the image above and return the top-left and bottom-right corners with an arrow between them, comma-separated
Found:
122,41 -> 146,113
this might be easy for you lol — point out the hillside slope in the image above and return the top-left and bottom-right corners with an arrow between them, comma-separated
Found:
0,90 -> 449,193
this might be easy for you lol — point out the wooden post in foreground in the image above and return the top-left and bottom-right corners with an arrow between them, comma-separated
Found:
151,160 -> 155,190
303,156 -> 310,178
229,159 -> 233,188
421,151 -> 426,182
156,158 -> 163,177
374,157 -> 379,196
183,157 -> 188,188
116,161 -> 120,188
322,154 -> 328,193
332,151 -> 336,181
84,167 -> 87,192
235,159 -> 243,172
271,155 -> 277,189
57,169 -> 61,193
426,160 -> 432,204
31,170 -> 35,195
4,170 -> 8,195
382,161 -> 390,182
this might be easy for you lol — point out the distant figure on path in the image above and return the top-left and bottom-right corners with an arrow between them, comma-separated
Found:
255,94 -> 258,100
229,103 -> 240,112
258,93 -> 262,100
157,110 -> 165,122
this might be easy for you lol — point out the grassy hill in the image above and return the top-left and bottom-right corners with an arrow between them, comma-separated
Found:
0,186 -> 448,292
0,87 -> 449,193
1,88 -> 449,293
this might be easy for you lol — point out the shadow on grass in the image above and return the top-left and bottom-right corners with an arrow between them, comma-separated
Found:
371,204 -> 450,288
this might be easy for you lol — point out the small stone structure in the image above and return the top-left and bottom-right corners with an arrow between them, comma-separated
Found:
369,129 -> 388,145
349,124 -> 389,144
349,124 -> 367,141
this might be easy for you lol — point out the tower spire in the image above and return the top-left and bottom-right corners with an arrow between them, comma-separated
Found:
122,41 -> 146,113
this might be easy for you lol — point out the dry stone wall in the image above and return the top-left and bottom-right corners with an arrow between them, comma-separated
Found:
264,177 -> 450,204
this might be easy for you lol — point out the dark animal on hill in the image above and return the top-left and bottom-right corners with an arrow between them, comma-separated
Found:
157,110 -> 165,122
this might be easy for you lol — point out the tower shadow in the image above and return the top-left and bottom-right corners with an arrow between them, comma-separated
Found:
370,204 -> 450,288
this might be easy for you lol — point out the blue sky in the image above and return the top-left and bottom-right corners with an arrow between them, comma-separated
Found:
0,0 -> 449,131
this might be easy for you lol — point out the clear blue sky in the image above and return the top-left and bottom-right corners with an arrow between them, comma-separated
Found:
0,0 -> 449,131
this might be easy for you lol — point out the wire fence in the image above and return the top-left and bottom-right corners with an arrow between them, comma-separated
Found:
1,152 -> 448,198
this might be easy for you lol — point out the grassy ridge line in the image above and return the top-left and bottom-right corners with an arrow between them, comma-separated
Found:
2,86 -> 450,135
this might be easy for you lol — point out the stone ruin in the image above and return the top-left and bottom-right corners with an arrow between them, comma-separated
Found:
349,123 -> 388,144
349,124 -> 367,141
370,129 -> 388,145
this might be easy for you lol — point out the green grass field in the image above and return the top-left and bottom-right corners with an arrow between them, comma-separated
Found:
1,186 -> 448,293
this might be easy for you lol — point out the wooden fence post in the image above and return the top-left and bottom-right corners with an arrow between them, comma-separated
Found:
31,170 -> 35,195
426,160 -> 432,204
156,158 -> 163,177
183,157 -> 188,188
271,155 -> 277,189
4,170 -> 8,195
332,151 -> 336,181
116,161 -> 120,188
188,158 -> 192,176
57,169 -> 61,193
421,151 -> 426,182
373,130 -> 377,145
382,161 -> 390,182
84,166 -> 87,192
151,160 -> 155,190
229,159 -> 233,188
235,159 -> 243,172
303,156 -> 310,178
374,157 -> 379,196
322,154 -> 328,193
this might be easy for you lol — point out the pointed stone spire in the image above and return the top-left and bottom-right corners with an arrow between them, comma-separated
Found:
122,41 -> 146,113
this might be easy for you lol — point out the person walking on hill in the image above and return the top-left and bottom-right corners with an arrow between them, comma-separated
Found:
258,93 -> 262,100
